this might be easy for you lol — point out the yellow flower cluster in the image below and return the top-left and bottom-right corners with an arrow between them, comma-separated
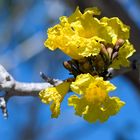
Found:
39,7 -> 135,123
45,7 -> 135,69
39,73 -> 125,122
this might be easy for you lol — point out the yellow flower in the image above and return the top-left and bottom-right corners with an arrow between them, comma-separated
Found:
100,17 -> 130,44
68,73 -> 125,123
45,7 -> 115,60
39,82 -> 70,118
110,40 -> 136,69
45,6 -> 135,65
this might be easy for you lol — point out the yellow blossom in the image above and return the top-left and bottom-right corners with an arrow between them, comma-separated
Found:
45,6 -> 135,67
100,17 -> 130,44
68,73 -> 125,123
110,40 -> 136,69
39,82 -> 70,118
45,7 -> 115,60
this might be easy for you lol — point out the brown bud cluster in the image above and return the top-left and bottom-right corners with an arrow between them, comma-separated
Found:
63,39 -> 125,79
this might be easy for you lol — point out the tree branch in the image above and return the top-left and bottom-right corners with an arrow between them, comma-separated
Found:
0,55 -> 140,118
0,64 -> 62,118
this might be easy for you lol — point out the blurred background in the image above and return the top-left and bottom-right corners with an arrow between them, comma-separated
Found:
0,0 -> 140,140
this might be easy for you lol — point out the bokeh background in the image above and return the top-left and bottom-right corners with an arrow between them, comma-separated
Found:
0,0 -> 140,140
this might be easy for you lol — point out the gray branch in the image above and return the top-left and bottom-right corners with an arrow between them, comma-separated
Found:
0,64 -> 62,118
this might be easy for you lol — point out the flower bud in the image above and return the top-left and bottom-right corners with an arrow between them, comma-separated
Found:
112,52 -> 118,60
114,39 -> 125,51
100,43 -> 108,56
107,47 -> 113,59
63,61 -> 72,70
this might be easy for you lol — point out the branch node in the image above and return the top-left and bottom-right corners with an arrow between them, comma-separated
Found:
40,72 -> 62,86
0,97 -> 8,119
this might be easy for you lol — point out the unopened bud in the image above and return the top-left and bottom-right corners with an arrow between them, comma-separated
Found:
107,47 -> 113,59
100,43 -> 108,56
114,39 -> 125,51
115,39 -> 125,46
63,61 -> 72,70
112,52 -> 118,60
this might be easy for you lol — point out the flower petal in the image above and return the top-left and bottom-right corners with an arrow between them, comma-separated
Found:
68,95 -> 88,116
39,82 -> 70,118
101,17 -> 130,44
70,73 -> 116,95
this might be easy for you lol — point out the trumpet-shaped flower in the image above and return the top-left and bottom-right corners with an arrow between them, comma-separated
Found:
45,6 -> 135,69
39,82 -> 70,118
69,73 -> 125,122
45,7 -> 119,60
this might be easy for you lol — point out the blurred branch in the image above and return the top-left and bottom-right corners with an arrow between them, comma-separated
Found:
0,32 -> 45,70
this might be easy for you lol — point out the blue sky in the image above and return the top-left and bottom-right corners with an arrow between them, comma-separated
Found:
0,0 -> 140,140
